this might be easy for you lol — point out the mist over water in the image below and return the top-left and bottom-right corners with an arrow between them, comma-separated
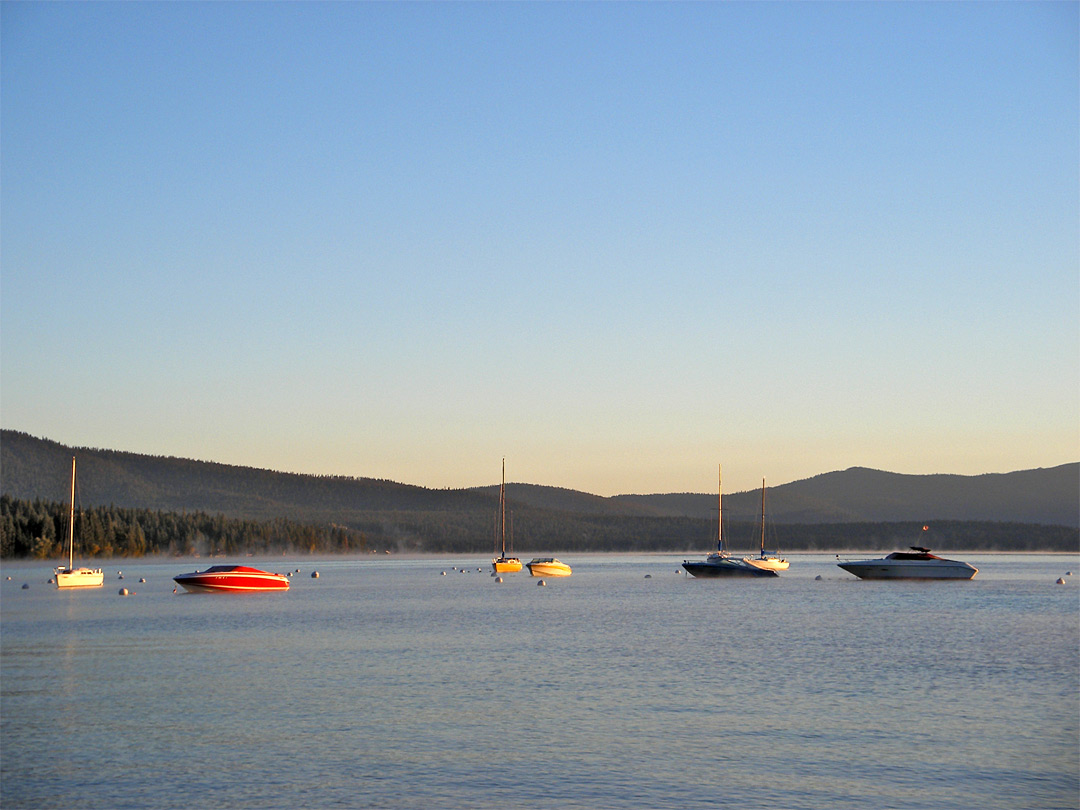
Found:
2,554 -> 1077,809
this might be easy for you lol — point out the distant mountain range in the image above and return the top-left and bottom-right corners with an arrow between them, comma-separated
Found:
2,429 -> 1077,528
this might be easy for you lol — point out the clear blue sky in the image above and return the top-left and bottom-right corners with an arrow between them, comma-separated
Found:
2,2 -> 1077,496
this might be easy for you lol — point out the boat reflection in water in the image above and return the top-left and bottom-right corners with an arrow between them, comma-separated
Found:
173,565 -> 291,593
837,547 -> 978,580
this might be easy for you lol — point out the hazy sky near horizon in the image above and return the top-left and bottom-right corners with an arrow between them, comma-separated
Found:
2,2 -> 1077,496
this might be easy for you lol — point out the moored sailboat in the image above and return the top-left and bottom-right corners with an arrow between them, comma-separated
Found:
743,478 -> 789,572
683,465 -> 778,578
54,457 -> 104,589
491,459 -> 522,573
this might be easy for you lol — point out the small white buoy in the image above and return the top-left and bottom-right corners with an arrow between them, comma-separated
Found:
311,571 -> 319,578
537,579 -> 547,586
295,569 -> 300,573
644,574 -> 652,579
5,576 -> 10,581
21,583 -> 29,589
119,587 -> 129,596
441,571 -> 446,576
1056,578 -> 1066,585
117,570 -> 122,575
815,575 -> 823,581
1066,572 -> 1073,576
118,575 -> 124,580
139,578 -> 146,583
495,576 -> 503,583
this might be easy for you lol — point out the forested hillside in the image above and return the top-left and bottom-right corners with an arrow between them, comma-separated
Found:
1,430 -> 1077,559
610,466 -> 1080,526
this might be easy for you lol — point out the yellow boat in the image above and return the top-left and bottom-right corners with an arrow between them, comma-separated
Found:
491,459 -> 522,574
493,557 -> 522,574
526,557 -> 572,577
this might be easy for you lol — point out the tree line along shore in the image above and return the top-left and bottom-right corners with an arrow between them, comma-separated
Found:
3,494 -> 1076,560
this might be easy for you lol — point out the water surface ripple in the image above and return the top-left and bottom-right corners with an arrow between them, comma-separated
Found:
2,554 -> 1077,809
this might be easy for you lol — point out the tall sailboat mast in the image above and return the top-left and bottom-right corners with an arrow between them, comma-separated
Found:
760,478 -> 766,556
491,457 -> 523,573
499,458 -> 507,556
68,456 -> 76,571
717,464 -> 723,553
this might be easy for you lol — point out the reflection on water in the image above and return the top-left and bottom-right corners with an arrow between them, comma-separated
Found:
2,554 -> 1077,809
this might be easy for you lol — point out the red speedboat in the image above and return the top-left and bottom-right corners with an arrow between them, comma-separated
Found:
173,565 -> 290,593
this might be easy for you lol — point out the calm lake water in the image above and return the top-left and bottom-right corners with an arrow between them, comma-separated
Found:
2,553 -> 1077,810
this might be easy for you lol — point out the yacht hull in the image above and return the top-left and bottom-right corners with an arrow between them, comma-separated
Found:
526,559 -> 572,577
173,565 -> 290,593
837,560 -> 977,580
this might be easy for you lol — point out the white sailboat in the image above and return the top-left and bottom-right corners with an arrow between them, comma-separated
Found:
491,458 -> 522,573
54,457 -> 104,588
743,478 -> 789,572
683,465 -> 778,578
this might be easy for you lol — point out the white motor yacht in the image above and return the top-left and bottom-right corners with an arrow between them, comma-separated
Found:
837,547 -> 978,580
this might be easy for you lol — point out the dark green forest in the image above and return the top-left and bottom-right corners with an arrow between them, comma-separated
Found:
3,493 -> 1076,560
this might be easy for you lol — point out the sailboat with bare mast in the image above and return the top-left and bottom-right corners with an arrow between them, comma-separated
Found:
54,457 -> 104,588
682,465 -> 778,578
491,458 -> 522,573
743,478 -> 789,572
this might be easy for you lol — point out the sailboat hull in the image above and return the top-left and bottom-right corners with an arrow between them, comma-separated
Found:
492,557 -> 522,573
742,556 -> 789,572
682,559 -> 778,577
55,567 -> 105,588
